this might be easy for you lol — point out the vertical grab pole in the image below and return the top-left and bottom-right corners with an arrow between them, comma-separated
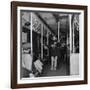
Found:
58,21 -> 60,42
73,18 -> 75,53
47,31 -> 49,45
30,12 -> 33,70
68,14 -> 72,75
46,31 -> 49,56
30,13 -> 33,57
69,14 -> 72,54
41,24 -> 43,60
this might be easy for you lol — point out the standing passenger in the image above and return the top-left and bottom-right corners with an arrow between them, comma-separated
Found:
50,41 -> 58,70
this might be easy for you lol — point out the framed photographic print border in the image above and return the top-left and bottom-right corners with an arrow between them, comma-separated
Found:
11,1 -> 88,89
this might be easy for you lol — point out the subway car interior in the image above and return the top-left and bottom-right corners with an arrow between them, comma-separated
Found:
21,11 -> 79,78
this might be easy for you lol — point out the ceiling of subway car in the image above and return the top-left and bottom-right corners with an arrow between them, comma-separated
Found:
22,11 -> 69,36
38,12 -> 69,36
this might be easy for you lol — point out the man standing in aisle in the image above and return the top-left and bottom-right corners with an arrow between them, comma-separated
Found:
50,37 -> 58,70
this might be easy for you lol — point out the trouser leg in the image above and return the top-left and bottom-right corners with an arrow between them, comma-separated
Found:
51,56 -> 54,70
54,56 -> 57,70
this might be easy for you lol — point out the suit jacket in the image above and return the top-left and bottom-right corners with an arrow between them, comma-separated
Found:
50,46 -> 58,56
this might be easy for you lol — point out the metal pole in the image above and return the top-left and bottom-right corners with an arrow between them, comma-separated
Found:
47,31 -> 49,45
30,12 -> 33,70
41,24 -> 43,60
69,14 -> 72,54
73,19 -> 75,53
58,21 -> 60,42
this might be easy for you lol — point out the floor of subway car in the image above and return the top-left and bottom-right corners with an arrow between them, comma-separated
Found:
41,58 -> 69,77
